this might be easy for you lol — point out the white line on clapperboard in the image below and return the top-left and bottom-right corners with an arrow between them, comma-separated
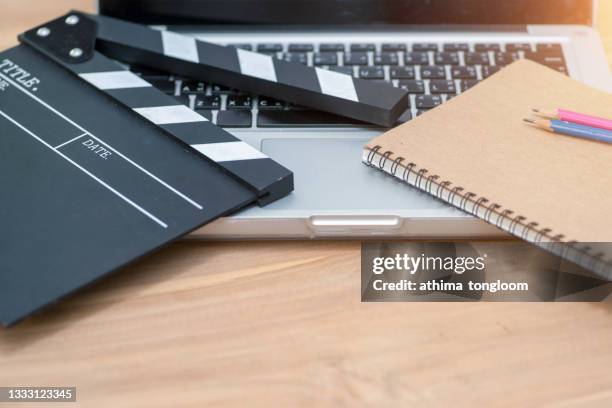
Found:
54,132 -> 87,149
0,72 -> 204,211
0,108 -> 168,228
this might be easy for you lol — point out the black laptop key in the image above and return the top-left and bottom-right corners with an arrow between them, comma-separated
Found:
351,43 -> 376,52
465,52 -> 490,65
211,84 -> 236,94
374,52 -> 399,66
344,52 -> 369,65
494,52 -> 519,66
451,66 -> 477,79
366,80 -> 390,86
319,43 -> 345,52
257,43 -> 283,53
460,80 -> 479,91
217,110 -> 252,127
194,95 -> 221,110
524,51 -> 566,65
258,97 -> 285,110
282,52 -> 308,64
434,52 -> 459,65
474,43 -> 500,52
536,43 -> 563,53
429,80 -> 456,94
404,52 -> 429,65
328,66 -> 354,76
413,43 -> 438,51
390,66 -> 415,79
230,43 -> 252,51
398,80 -> 425,94
415,95 -> 443,109
505,43 -> 532,52
227,95 -> 253,110
443,43 -> 469,52
358,67 -> 385,80
194,109 -> 212,120
257,110 -> 363,127
382,43 -> 407,52
148,78 -> 176,95
420,66 -> 446,79
313,52 -> 338,66
180,79 -> 206,94
288,43 -> 314,52
482,65 -> 502,78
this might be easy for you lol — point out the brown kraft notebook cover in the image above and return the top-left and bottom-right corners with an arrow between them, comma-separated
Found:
363,59 -> 612,278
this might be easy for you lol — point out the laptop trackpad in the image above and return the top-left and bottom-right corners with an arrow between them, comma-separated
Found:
260,138 -> 449,210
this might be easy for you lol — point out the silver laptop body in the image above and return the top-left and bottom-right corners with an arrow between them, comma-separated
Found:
100,0 -> 612,239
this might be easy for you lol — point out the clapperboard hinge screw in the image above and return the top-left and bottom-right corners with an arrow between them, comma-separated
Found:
65,15 -> 80,25
36,27 -> 51,37
69,48 -> 83,58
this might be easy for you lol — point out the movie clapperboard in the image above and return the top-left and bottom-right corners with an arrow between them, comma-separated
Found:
0,11 -> 407,326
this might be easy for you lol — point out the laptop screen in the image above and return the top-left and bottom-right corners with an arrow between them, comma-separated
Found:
99,0 -> 593,26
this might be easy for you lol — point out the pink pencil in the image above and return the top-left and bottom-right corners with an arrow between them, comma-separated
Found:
533,108 -> 612,131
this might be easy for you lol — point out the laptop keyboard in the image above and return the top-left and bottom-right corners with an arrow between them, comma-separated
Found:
130,41 -> 567,128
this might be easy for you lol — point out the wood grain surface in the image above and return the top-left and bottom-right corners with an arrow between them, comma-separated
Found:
1,1 -> 612,407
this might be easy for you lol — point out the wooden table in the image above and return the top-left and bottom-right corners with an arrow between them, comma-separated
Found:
2,2 -> 612,406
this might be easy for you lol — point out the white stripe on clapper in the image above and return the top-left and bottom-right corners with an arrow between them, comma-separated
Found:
80,71 -> 152,90
192,141 -> 268,162
133,105 -> 208,125
161,31 -> 199,63
236,49 -> 278,83
315,67 -> 358,102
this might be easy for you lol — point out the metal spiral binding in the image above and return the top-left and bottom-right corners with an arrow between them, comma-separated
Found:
436,181 -> 452,199
535,228 -> 551,242
402,163 -> 416,183
365,145 -> 381,166
425,174 -> 439,192
522,222 -> 539,241
415,168 -> 428,189
588,251 -> 603,271
497,209 -> 514,229
364,146 -> 612,279
576,244 -> 590,266
459,192 -> 475,211
390,156 -> 404,176
474,197 -> 489,214
483,202 -> 500,223
509,215 -> 526,235
378,151 -> 392,169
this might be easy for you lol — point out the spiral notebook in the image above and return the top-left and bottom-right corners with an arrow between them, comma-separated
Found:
363,59 -> 612,279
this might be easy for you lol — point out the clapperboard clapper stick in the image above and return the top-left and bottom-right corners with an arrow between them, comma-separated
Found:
20,11 -> 293,205
59,11 -> 408,127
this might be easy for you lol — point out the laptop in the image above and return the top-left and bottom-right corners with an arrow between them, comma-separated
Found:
99,0 -> 612,239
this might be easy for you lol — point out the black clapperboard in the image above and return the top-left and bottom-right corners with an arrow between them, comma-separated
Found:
0,11 -> 407,326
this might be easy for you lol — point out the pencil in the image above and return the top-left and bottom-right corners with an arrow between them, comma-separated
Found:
523,118 -> 612,144
532,108 -> 612,131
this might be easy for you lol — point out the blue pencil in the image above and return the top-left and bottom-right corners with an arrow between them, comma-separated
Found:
524,118 -> 612,144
